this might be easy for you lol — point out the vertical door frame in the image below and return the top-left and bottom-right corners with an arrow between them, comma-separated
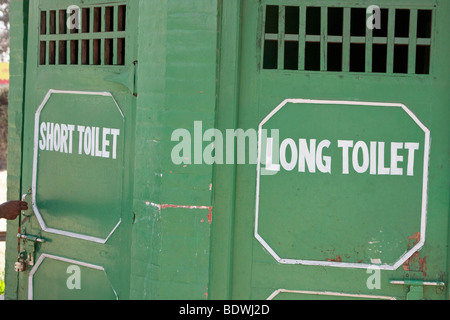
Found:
208,0 -> 242,300
5,0 -> 30,300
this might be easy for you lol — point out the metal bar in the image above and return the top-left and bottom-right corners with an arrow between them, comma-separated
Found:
264,33 -> 277,40
365,21 -> 373,73
45,41 -> 49,65
0,231 -> 6,242
41,32 -> 126,41
90,8 -> 95,63
416,38 -> 432,45
55,9 -> 60,64
408,9 -> 418,74
46,9 -> 50,37
78,39 -> 82,65
320,7 -> 327,71
298,6 -> 306,70
350,36 -> 366,43
342,8 -> 351,72
101,6 -> 106,65
277,5 -> 285,70
305,35 -> 321,42
386,8 -> 396,73
284,34 -> 299,41
327,35 -> 343,43
390,280 -> 445,287
113,6 -> 119,65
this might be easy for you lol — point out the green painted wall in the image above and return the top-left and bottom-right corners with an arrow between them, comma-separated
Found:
130,0 -> 218,299
5,0 -> 449,300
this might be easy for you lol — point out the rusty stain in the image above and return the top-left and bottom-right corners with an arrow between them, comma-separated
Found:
408,232 -> 421,248
403,233 -> 427,276
403,252 -> 428,277
327,255 -> 342,262
207,207 -> 213,224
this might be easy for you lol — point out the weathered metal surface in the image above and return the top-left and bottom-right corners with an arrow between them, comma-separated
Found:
211,0 -> 450,301
5,0 -> 450,300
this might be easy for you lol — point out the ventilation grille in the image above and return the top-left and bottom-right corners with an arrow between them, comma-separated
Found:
39,4 -> 127,66
262,6 -> 433,74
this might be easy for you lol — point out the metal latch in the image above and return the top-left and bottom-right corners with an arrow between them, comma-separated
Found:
15,232 -> 45,272
17,233 -> 46,243
390,279 -> 445,300
14,252 -> 34,273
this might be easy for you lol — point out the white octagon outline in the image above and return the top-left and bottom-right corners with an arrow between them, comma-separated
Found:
255,99 -> 431,270
32,90 -> 124,244
28,253 -> 118,300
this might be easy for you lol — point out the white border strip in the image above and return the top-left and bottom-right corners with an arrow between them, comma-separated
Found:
32,90 -> 125,244
28,253 -> 118,300
267,289 -> 396,300
255,99 -> 431,270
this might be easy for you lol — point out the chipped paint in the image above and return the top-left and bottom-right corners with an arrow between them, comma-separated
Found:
370,258 -> 382,264
403,252 -> 427,277
150,202 -> 213,224
403,233 -> 427,276
326,255 -> 342,262
408,232 -> 421,247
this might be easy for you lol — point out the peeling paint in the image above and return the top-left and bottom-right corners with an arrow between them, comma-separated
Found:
370,258 -> 382,264
408,232 -> 421,248
403,252 -> 427,277
403,232 -> 427,277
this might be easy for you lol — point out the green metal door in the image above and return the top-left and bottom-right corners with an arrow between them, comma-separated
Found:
211,0 -> 449,300
11,0 -> 137,300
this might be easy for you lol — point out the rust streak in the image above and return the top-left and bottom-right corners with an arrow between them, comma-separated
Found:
403,251 -> 428,277
327,255 -> 342,262
408,232 -> 421,248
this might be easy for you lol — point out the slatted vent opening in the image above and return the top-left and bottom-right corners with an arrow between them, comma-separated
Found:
39,4 -> 127,66
263,5 -> 433,74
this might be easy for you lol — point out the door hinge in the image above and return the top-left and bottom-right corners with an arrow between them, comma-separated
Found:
104,60 -> 138,97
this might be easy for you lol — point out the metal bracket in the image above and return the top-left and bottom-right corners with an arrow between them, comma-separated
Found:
104,61 -> 138,96
390,279 -> 445,300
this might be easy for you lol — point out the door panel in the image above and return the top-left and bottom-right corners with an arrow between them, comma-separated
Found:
213,0 -> 449,300
17,0 -> 136,300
